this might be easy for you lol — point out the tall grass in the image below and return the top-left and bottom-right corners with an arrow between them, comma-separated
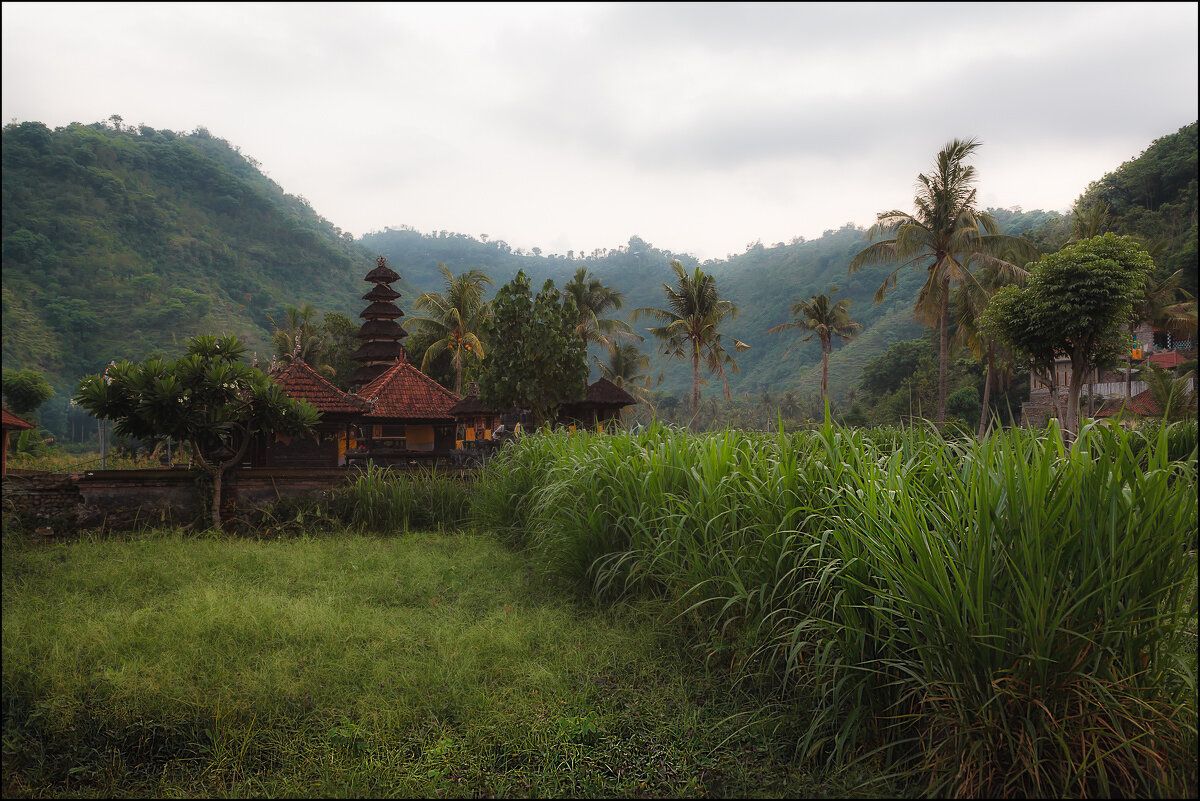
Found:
475,419 -> 1199,797
333,464 -> 472,532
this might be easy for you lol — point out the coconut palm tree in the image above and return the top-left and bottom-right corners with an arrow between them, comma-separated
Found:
632,261 -> 749,429
409,264 -> 492,395
596,342 -> 659,410
267,304 -> 333,375
563,268 -> 638,353
950,259 -> 1023,439
1138,363 -> 1196,422
848,138 -> 1038,423
768,289 -> 861,408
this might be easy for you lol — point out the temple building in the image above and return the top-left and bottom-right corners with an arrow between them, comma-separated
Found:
349,256 -> 409,389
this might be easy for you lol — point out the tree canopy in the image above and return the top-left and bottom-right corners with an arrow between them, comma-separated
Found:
478,271 -> 586,426
75,333 -> 318,528
983,233 -> 1153,434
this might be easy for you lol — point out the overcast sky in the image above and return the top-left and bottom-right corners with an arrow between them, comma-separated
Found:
3,2 -> 1197,261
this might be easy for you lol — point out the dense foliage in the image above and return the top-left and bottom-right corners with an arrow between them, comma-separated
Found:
479,271 -> 587,425
985,234 -> 1153,433
1,119 -> 376,432
474,421 -> 1198,797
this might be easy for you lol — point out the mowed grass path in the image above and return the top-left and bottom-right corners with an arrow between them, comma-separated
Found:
2,531 -> 830,799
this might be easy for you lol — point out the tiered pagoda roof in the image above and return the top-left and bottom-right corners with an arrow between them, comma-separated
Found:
349,255 -> 409,388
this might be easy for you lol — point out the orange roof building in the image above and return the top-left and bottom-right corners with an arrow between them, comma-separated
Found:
350,351 -> 462,460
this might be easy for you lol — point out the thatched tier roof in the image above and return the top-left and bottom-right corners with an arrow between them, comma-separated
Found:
362,284 -> 401,302
365,260 -> 400,284
356,319 -> 409,340
359,301 -> 405,319
350,340 -> 408,362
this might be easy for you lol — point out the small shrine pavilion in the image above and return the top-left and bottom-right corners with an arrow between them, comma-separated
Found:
558,378 -> 637,430
2,407 -> 35,476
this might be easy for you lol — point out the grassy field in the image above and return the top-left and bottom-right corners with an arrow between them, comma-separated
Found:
2,529 -> 865,798
4,418 -> 1196,797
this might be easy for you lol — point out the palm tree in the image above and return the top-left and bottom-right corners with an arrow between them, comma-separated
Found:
767,288 -> 861,408
563,268 -> 638,354
632,261 -> 750,429
1138,364 -> 1196,422
950,260 -> 1021,439
848,138 -> 1038,422
409,264 -> 492,395
267,304 -> 332,376
596,342 -> 659,409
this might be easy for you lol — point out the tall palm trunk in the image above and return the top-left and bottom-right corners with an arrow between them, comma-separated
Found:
691,344 -> 701,431
820,336 -> 830,408
937,272 -> 950,423
977,345 -> 994,441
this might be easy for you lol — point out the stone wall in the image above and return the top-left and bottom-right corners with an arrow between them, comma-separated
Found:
3,466 -> 471,536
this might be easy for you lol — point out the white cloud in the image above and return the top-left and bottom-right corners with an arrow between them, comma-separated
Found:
3,1 -> 1196,260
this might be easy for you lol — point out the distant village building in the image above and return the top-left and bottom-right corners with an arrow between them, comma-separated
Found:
258,256 -> 645,467
1021,322 -> 1196,426
557,377 -> 636,431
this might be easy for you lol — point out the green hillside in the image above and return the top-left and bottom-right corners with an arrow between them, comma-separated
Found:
6,116 -> 1193,440
1,120 -> 382,404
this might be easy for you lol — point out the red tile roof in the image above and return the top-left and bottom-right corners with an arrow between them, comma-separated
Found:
358,353 -> 462,420
270,360 -> 362,414
1148,351 -> 1185,368
2,407 -> 35,430
1096,387 -> 1197,418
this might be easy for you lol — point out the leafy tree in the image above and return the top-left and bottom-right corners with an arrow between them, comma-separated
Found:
410,264 -> 492,395
479,271 -> 586,426
75,334 -> 318,530
267,304 -> 331,374
633,261 -> 750,429
848,138 -> 1038,422
319,311 -> 360,389
767,287 -> 861,407
2,368 -> 55,417
950,257 -> 1026,439
983,234 -> 1153,435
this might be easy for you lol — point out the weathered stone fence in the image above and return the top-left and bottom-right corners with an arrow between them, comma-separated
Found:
3,466 -> 472,535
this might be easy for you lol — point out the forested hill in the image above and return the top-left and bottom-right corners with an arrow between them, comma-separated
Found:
5,117 -> 1193,427
1,120 -> 383,395
361,211 -> 1062,400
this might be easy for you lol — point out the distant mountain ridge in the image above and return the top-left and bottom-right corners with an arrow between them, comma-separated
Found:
4,117 -> 1193,438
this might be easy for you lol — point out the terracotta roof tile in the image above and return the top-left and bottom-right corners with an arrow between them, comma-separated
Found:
1148,351 -> 1185,368
270,360 -> 361,414
2,407 -> 35,430
359,356 -> 462,420
1095,388 -> 1190,418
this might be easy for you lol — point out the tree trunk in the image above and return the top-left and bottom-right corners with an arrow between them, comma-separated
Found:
691,345 -> 701,431
1088,369 -> 1095,418
820,339 -> 830,411
192,423 -> 251,531
977,349 -> 994,441
937,274 -> 950,424
1126,323 -> 1135,399
1065,353 -> 1089,438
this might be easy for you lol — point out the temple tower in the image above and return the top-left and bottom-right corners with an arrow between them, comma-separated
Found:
348,256 -> 409,389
